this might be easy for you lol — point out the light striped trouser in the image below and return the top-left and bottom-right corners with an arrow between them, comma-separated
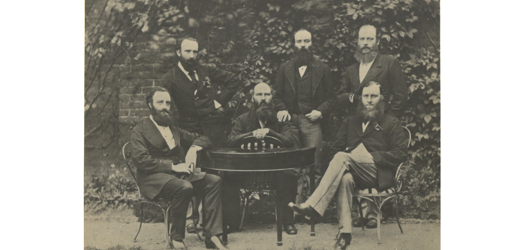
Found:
305,152 -> 378,233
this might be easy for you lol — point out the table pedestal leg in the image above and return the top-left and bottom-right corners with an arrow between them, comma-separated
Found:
276,172 -> 283,246
220,171 -> 228,243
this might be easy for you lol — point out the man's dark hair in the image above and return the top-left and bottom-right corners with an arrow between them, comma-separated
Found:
145,86 -> 170,106
175,37 -> 198,51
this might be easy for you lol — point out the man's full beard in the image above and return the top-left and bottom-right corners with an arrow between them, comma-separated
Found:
354,43 -> 379,64
180,57 -> 199,72
254,100 -> 276,123
293,47 -> 314,67
152,108 -> 175,127
357,99 -> 385,122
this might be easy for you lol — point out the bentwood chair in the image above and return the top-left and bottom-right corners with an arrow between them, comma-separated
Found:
232,135 -> 285,230
121,142 -> 202,248
354,126 -> 411,244
310,126 -> 411,244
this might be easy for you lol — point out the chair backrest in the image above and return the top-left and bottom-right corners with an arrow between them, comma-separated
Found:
233,135 -> 285,151
122,142 -> 139,187
394,126 -> 412,191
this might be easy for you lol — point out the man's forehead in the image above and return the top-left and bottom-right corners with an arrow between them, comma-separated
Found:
254,83 -> 271,93
181,39 -> 199,50
295,30 -> 311,40
362,85 -> 381,95
358,26 -> 376,37
153,91 -> 171,101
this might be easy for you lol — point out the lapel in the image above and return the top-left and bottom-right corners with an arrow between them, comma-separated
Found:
361,55 -> 383,85
349,63 -> 361,89
351,117 -> 377,137
142,118 -> 170,153
172,64 -> 196,97
195,66 -> 206,94
284,60 -> 296,94
167,125 -> 181,155
310,60 -> 323,98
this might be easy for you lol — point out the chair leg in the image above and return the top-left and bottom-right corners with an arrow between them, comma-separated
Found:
376,211 -> 381,244
192,198 -> 203,241
134,202 -> 144,242
310,163 -> 316,236
395,196 -> 404,234
165,205 -> 172,249
357,198 -> 365,231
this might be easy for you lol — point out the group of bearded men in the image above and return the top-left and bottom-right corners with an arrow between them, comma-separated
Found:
130,24 -> 408,250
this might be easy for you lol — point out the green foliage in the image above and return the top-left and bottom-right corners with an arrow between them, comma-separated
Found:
85,0 -> 440,219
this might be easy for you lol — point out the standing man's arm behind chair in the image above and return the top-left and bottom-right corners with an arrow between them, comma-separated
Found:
272,63 -> 289,112
386,58 -> 407,118
315,64 -> 336,118
206,65 -> 241,107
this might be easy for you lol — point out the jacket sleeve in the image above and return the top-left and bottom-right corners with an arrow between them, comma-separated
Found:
206,65 -> 241,107
177,127 -> 212,150
130,126 -> 173,174
226,116 -> 252,147
268,121 -> 295,148
370,118 -> 408,170
331,117 -> 349,153
336,70 -> 355,107
272,63 -> 288,111
386,58 -> 407,117
315,65 -> 336,117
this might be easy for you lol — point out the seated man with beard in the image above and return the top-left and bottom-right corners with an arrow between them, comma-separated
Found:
130,86 -> 227,250
225,82 -> 299,235
289,81 -> 408,250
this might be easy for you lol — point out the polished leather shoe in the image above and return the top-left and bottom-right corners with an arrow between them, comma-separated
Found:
366,218 -> 377,228
171,240 -> 187,250
186,223 -> 197,234
334,233 -> 351,250
283,224 -> 297,235
205,236 -> 229,250
288,202 -> 318,218
352,217 -> 368,227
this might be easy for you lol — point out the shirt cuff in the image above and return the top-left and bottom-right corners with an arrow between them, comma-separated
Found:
214,100 -> 222,109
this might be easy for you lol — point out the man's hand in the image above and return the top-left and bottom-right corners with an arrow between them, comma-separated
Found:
277,110 -> 291,122
172,163 -> 192,174
252,128 -> 270,139
185,146 -> 203,171
305,110 -> 322,122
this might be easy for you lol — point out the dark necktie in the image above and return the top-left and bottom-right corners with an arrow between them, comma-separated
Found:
188,71 -> 198,84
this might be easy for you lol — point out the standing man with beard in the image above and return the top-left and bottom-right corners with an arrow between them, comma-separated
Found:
161,37 -> 241,148
289,82 -> 408,250
338,24 -> 407,118
226,82 -> 298,234
130,87 -> 228,250
273,29 -> 336,205
161,37 -> 242,231
337,24 -> 407,229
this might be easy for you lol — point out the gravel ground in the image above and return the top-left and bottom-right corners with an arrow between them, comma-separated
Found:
85,210 -> 440,250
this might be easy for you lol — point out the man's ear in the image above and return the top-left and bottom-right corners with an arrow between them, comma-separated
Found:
148,103 -> 153,109
176,49 -> 181,57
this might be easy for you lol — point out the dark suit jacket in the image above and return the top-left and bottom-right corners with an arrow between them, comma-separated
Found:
273,59 -> 336,118
332,114 -> 408,191
226,110 -> 296,148
337,54 -> 407,117
161,62 -> 240,130
130,118 -> 212,200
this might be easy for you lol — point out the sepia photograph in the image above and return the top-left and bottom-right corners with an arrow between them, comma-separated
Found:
84,0 -> 440,249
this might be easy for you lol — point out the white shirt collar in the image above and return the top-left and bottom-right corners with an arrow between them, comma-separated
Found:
149,115 -> 176,149
362,121 -> 370,133
178,61 -> 199,81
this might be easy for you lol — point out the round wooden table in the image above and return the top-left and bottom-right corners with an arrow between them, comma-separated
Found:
201,147 -> 316,246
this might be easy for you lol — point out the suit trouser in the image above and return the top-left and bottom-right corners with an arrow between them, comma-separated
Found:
290,114 -> 323,205
305,152 -> 378,233
155,174 -> 223,240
